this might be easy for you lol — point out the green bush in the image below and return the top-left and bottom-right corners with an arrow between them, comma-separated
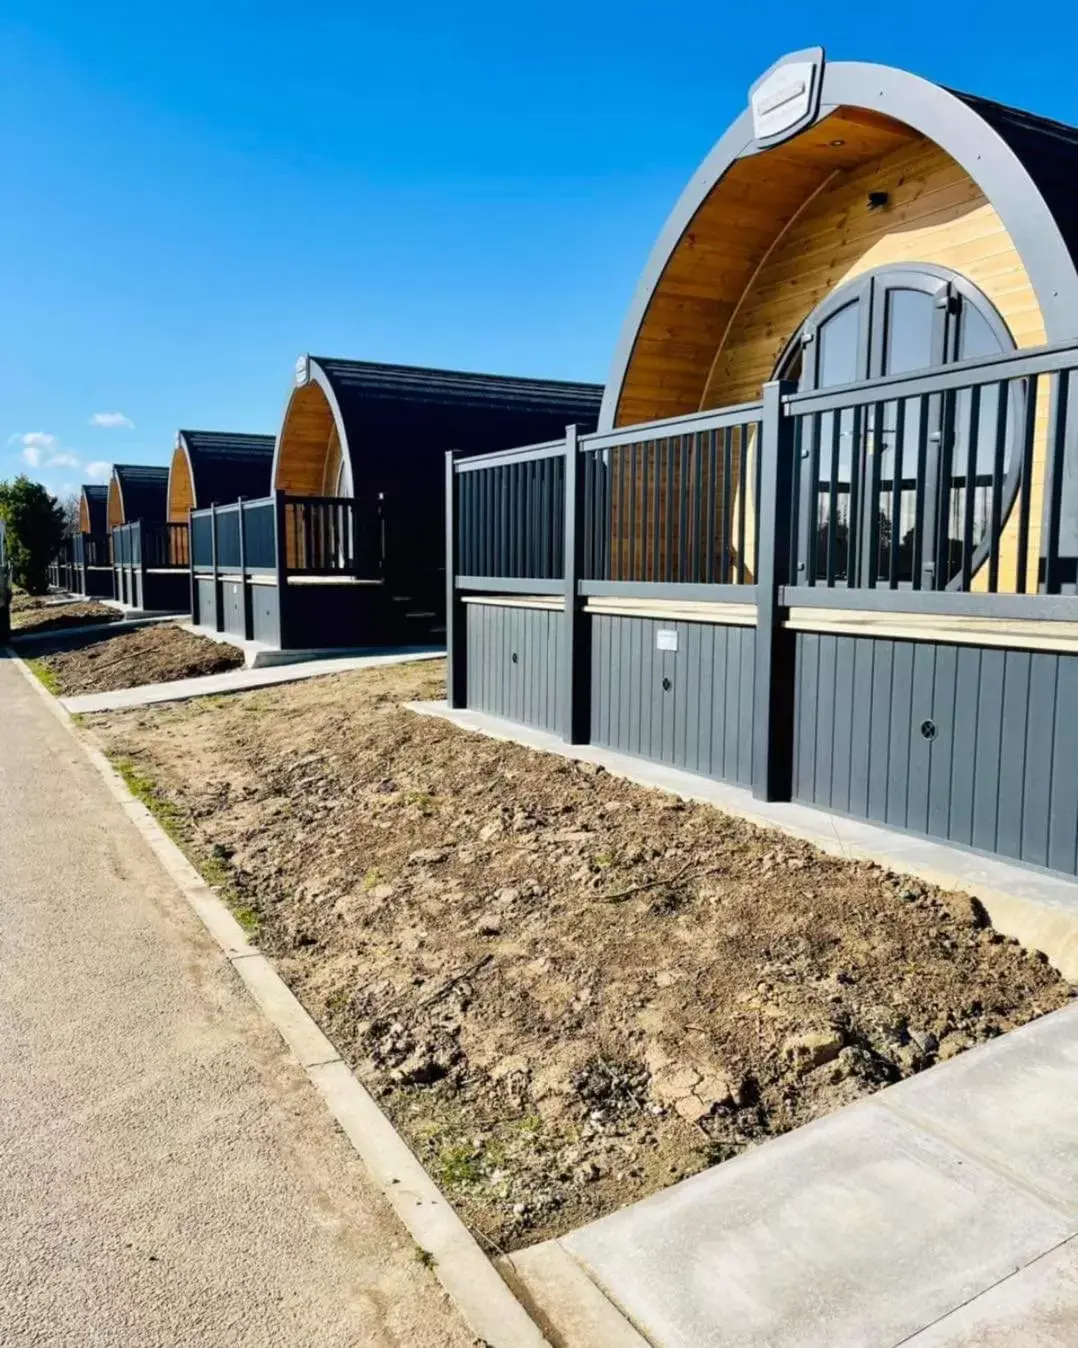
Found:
0,476 -> 66,594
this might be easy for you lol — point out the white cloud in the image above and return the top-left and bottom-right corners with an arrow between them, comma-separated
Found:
89,411 -> 134,429
8,430 -> 59,456
21,445 -> 43,467
47,452 -> 80,469
85,460 -> 111,482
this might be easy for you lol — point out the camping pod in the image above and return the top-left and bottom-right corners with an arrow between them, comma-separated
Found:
167,431 -> 275,522
188,358 -> 603,650
447,51 -> 1078,879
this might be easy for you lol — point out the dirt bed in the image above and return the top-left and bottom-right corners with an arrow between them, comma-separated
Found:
12,596 -> 119,635
90,660 -> 1072,1251
36,624 -> 244,695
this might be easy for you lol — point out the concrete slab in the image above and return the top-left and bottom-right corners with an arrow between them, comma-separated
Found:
561,1099 -> 1076,1348
102,598 -> 186,619
11,614 -> 177,646
498,1241 -> 651,1348
409,702 -> 1078,981
63,649 -> 444,715
907,1236 -> 1078,1346
183,621 -> 443,670
885,1000 -> 1078,1210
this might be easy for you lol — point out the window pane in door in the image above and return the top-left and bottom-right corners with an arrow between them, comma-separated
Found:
815,301 -> 861,582
945,302 -> 1009,583
876,290 -> 936,584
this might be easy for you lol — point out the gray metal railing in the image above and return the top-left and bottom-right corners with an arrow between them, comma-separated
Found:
189,492 -> 384,580
451,335 -> 1078,603
112,521 -> 189,570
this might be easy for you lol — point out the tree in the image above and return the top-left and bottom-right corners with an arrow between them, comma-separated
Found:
0,476 -> 67,594
60,493 -> 80,538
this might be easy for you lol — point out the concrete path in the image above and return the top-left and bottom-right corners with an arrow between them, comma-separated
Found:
0,656 -> 472,1347
513,1003 -> 1078,1348
63,649 -> 445,715
411,702 -> 1078,981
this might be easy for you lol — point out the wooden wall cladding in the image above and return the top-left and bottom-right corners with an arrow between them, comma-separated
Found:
167,446 -> 194,523
107,476 -> 124,529
275,380 -> 340,495
703,139 -> 1044,409
78,495 -> 90,534
615,108 -> 920,428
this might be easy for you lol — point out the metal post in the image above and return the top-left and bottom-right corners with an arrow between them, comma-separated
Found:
274,490 -> 289,649
188,507 -> 197,625
1039,370 -> 1075,593
210,502 -> 221,631
752,380 -> 798,801
560,425 -> 590,743
237,497 -> 251,638
446,452 -> 467,708
137,522 -> 148,611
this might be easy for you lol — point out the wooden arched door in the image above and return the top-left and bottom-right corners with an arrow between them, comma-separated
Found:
777,265 -> 1017,588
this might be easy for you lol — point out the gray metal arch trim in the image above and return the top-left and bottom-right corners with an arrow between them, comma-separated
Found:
270,357 -> 355,497
597,60 -> 1078,431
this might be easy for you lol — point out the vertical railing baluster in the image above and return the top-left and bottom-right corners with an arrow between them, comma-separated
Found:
1015,376 -> 1039,594
1041,370 -> 1072,594
719,426 -> 732,584
651,441 -> 661,583
628,441 -> 639,582
960,385 -> 981,591
888,402 -> 906,588
639,443 -> 650,585
987,381 -> 1009,594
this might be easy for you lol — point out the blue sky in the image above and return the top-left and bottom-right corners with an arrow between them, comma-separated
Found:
3,1 -> 1077,501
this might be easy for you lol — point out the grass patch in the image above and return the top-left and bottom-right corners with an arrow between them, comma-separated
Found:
111,757 -> 185,840
361,866 -> 381,892
108,753 -> 260,937
25,657 -> 61,695
435,1144 -> 483,1188
413,1244 -> 436,1269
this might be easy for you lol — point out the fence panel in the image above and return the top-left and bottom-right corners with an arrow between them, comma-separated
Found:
578,409 -> 763,585
284,495 -> 383,576
215,509 -> 241,569
191,512 -> 213,567
243,499 -> 276,569
456,445 -> 566,580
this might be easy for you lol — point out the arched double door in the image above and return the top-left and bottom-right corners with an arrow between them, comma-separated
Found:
777,264 -> 1018,588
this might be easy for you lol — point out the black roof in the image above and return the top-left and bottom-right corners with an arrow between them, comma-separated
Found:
80,484 -> 108,534
307,358 -> 604,488
112,463 -> 169,524
951,89 -> 1078,275
179,430 -> 275,507
313,358 -> 604,423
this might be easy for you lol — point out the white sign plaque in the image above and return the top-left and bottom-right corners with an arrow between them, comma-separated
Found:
749,48 -> 825,148
656,629 -> 678,652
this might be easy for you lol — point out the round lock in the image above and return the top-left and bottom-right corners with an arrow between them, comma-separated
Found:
662,676 -> 672,692
920,718 -> 937,741
511,652 -> 519,664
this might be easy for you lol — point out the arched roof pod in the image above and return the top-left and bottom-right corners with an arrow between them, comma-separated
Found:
166,430 -> 275,523
107,464 -> 169,531
273,355 -> 605,497
78,484 -> 108,535
601,51 -> 1078,429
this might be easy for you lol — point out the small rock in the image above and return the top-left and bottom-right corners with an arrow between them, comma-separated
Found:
368,883 -> 395,901
654,970 -> 678,988
938,1033 -> 975,1061
409,847 -> 449,865
651,1066 -> 702,1104
478,822 -> 502,842
782,1029 -> 844,1073
476,918 -> 501,937
908,1029 -> 939,1055
674,1095 -> 711,1124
